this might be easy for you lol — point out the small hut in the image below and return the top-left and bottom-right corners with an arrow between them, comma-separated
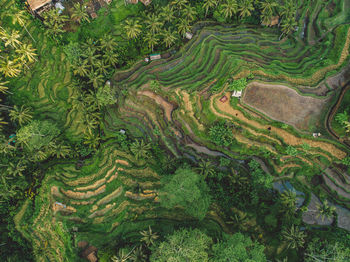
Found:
26,0 -> 52,15
185,32 -> 193,40
231,90 -> 242,98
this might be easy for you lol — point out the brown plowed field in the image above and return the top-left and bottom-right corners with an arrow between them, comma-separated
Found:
242,82 -> 329,130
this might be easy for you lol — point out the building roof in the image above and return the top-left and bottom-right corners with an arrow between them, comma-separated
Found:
27,0 -> 51,11
232,90 -> 242,97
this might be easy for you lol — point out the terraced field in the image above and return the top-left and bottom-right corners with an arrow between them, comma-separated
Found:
13,0 -> 350,260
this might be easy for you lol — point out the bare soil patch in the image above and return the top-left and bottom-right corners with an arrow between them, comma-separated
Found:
242,82 -> 329,130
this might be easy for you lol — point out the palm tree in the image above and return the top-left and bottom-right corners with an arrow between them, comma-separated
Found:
281,17 -> 297,36
203,0 -> 219,17
0,29 -> 21,48
335,111 -> 348,125
9,105 -> 33,126
221,0 -> 238,19
261,10 -> 274,25
87,71 -> 104,89
130,246 -> 147,262
160,5 -> 175,23
0,116 -> 7,131
15,44 -> 37,63
144,14 -> 163,34
281,225 -> 306,250
181,5 -> 197,22
238,0 -> 255,18
82,46 -> 100,66
171,0 -> 189,11
130,139 -> 151,159
260,0 -> 277,16
100,34 -> 117,51
9,9 -> 36,42
124,19 -> 142,40
111,249 -> 132,262
279,1 -> 296,20
6,160 -> 27,177
227,211 -> 249,231
49,142 -> 71,158
0,58 -> 21,78
103,50 -> 119,67
177,18 -> 191,38
95,60 -> 109,76
280,189 -> 297,210
83,133 -> 101,150
229,168 -> 248,186
139,226 -> 159,246
195,160 -> 216,178
316,200 -> 336,221
162,29 -> 177,48
0,80 -> 9,94
144,32 -> 159,52
71,2 -> 90,24
72,59 -> 89,77
80,113 -> 100,135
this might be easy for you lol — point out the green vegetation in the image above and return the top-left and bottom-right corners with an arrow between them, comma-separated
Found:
1,0 -> 350,261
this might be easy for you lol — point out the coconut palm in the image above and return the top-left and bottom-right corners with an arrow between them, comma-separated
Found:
282,225 -> 306,250
130,139 -> 151,159
144,32 -> 159,52
15,44 -> 37,63
130,246 -> 147,262
171,0 -> 188,11
181,5 -> 197,22
280,189 -> 297,209
195,160 -> 216,178
316,200 -> 336,221
238,0 -> 255,18
281,17 -> 297,36
227,210 -> 249,231
160,5 -> 175,23
95,60 -> 109,76
8,9 -> 36,42
100,34 -> 117,51
0,116 -> 7,131
9,105 -> 33,126
203,0 -> 219,17
261,10 -> 274,25
279,1 -> 296,19
124,19 -> 142,40
111,249 -> 132,262
49,142 -> 71,158
0,80 -> 9,94
162,28 -> 177,48
0,58 -> 21,78
229,168 -> 248,186
82,47 -> 100,66
6,160 -> 27,177
87,71 -> 104,89
80,113 -> 100,135
140,226 -> 159,246
335,111 -> 348,125
221,0 -> 238,19
177,18 -> 191,38
260,0 -> 277,16
71,2 -> 90,24
0,29 -> 21,48
72,59 -> 89,77
83,133 -> 101,150
144,14 -> 163,34
103,50 -> 119,67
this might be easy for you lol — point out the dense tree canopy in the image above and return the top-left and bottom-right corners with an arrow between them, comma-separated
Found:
160,168 -> 211,220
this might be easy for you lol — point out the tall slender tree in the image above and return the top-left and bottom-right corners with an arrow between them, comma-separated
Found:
71,2 -> 90,24
162,28 -> 177,48
238,0 -> 255,18
221,0 -> 238,19
124,19 -> 142,40
9,105 -> 33,126
144,32 -> 159,52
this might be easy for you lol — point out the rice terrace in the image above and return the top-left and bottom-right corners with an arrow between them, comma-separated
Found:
1,0 -> 350,261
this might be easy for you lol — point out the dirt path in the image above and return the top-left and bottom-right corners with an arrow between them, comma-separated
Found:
209,92 -> 346,160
